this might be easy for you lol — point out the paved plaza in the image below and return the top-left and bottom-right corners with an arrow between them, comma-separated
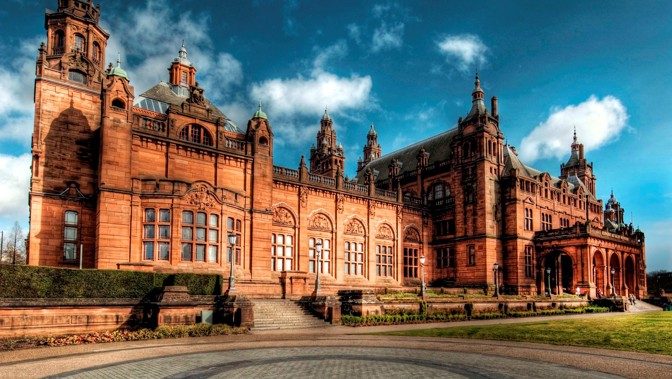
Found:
0,306 -> 670,379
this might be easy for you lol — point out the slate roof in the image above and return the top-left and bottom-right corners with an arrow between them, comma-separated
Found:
356,128 -> 459,183
134,82 -> 243,133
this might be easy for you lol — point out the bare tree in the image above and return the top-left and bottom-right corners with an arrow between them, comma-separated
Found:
5,222 -> 26,265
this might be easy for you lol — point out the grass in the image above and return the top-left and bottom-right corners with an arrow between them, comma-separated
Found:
379,311 -> 672,355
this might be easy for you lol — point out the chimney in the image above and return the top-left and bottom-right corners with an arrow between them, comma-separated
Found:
579,144 -> 584,160
491,96 -> 498,118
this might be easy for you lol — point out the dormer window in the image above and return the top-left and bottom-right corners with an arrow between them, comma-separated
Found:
111,98 -> 126,110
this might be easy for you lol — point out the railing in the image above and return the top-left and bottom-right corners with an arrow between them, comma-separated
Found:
224,138 -> 246,152
273,166 -> 299,179
376,188 -> 397,199
403,194 -> 423,206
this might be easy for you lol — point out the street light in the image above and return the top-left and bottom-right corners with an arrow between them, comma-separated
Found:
611,267 -> 616,296
493,262 -> 500,297
313,240 -> 323,295
419,255 -> 426,298
227,233 -> 238,294
546,267 -> 551,296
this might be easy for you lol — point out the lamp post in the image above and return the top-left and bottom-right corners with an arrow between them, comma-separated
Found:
546,267 -> 551,296
419,255 -> 426,298
611,267 -> 616,296
493,262 -> 500,297
313,240 -> 323,296
227,233 -> 238,294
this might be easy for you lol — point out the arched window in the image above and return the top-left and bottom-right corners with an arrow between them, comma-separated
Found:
74,33 -> 85,53
68,69 -> 87,84
53,30 -> 65,55
179,124 -> 213,146
111,98 -> 126,110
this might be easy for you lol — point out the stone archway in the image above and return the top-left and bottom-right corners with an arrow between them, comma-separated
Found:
609,254 -> 621,296
541,250 -> 574,295
593,251 -> 605,297
624,256 -> 636,296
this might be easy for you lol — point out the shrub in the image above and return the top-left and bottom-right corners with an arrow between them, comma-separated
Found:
0,265 -> 222,298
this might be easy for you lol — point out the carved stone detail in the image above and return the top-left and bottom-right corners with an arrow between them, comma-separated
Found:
344,219 -> 365,236
404,227 -> 421,242
308,213 -> 332,232
273,207 -> 295,226
376,224 -> 394,240
186,184 -> 215,210
369,201 -> 376,217
336,194 -> 344,214
299,187 -> 308,208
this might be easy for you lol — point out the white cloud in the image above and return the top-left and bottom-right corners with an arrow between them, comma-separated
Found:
248,41 -> 373,146
0,154 -> 31,226
519,95 -> 629,163
437,34 -> 488,72
372,22 -> 404,52
250,72 -> 372,119
347,23 -> 362,44
105,0 -> 243,102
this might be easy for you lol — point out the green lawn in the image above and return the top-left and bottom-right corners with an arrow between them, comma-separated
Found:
380,311 -> 672,355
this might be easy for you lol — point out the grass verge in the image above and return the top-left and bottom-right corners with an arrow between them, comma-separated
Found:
379,311 -> 672,355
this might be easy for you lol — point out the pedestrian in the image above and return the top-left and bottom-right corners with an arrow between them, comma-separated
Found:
575,286 -> 581,296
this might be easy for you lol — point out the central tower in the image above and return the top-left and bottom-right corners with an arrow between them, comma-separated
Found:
309,108 -> 345,177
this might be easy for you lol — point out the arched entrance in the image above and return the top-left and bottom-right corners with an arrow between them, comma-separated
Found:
609,254 -> 621,296
593,251 -> 605,297
541,251 -> 574,295
624,256 -> 635,296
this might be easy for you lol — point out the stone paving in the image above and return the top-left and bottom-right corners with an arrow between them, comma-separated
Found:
0,303 -> 669,379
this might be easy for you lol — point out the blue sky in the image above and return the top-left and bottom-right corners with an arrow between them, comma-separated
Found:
0,0 -> 670,270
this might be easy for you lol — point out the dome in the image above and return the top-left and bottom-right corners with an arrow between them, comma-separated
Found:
108,56 -> 128,80
253,102 -> 268,120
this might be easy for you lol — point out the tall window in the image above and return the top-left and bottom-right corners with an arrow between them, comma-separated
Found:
179,124 -> 213,146
92,42 -> 101,64
524,208 -> 533,231
467,245 -> 476,266
309,237 -> 331,274
74,34 -> 85,52
541,213 -> 552,231
182,211 -> 219,262
403,247 -> 419,278
227,217 -> 242,265
271,233 -> 293,271
344,241 -> 364,276
524,245 -> 534,278
53,30 -> 65,54
436,247 -> 455,269
63,210 -> 78,261
376,244 -> 394,277
143,208 -> 170,261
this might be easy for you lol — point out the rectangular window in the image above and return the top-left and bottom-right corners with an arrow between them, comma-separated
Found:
143,208 -> 170,261
541,213 -> 552,231
227,217 -> 242,265
403,247 -> 419,278
524,245 -> 535,278
376,244 -> 394,277
436,247 -> 455,269
344,241 -> 364,276
467,245 -> 476,266
271,233 -> 294,272
63,211 -> 79,261
524,208 -> 533,231
181,210 -> 220,263
309,237 -> 331,274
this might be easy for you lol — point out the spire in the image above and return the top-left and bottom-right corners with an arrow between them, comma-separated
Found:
252,100 -> 268,120
464,70 -> 486,120
571,125 -> 580,151
322,106 -> 331,121
367,123 -> 377,136
472,71 -> 484,102
175,41 -> 192,66
108,52 -> 128,79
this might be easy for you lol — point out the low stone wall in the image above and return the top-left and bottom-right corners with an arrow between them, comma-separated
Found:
0,287 -> 253,338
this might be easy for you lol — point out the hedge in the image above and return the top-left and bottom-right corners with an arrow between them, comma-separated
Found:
0,264 -> 222,298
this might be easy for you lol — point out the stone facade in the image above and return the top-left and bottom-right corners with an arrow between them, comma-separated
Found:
28,0 -> 646,299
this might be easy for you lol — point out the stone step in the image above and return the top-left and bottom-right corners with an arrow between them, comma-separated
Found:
251,299 -> 329,331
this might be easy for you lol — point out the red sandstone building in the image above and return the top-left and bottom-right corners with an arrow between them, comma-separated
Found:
28,0 -> 646,298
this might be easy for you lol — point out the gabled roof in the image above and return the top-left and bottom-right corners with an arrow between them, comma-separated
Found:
134,82 -> 243,133
503,145 -> 596,199
356,128 -> 458,183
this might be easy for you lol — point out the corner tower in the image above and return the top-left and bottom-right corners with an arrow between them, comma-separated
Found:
309,108 -> 345,177
358,123 -> 382,172
560,128 -> 596,196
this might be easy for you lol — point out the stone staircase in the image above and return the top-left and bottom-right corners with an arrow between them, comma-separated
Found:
251,299 -> 331,331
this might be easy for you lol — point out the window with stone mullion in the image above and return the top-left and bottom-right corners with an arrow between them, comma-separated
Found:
376,244 -> 394,277
403,247 -> 419,278
271,233 -> 294,271
344,240 -> 364,276
309,237 -> 331,275
143,208 -> 171,261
